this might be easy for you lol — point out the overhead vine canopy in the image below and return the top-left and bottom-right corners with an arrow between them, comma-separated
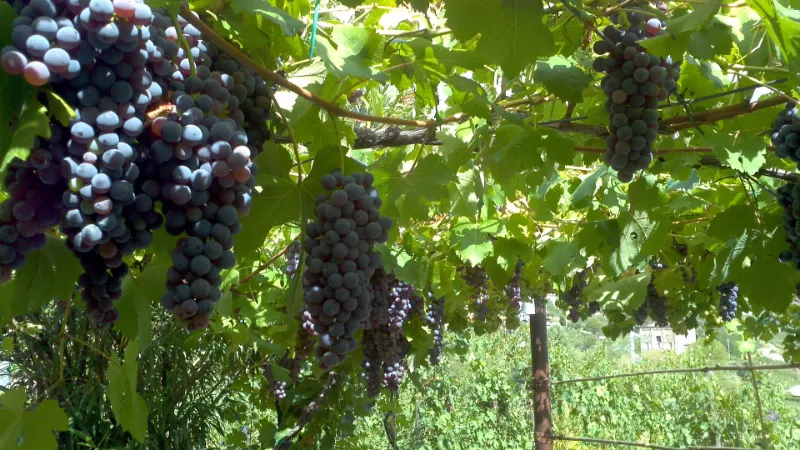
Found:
1,0 -> 800,446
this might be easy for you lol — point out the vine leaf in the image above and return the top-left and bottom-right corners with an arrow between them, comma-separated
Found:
444,0 -> 555,76
107,341 -> 149,443
707,205 -> 759,241
570,167 -> 607,206
117,256 -> 174,351
705,134 -> 766,175
376,154 -> 457,222
230,0 -> 305,36
0,389 -> 68,450
1,91 -> 49,172
316,27 -> 390,81
450,218 -> 503,266
44,92 -> 75,126
534,56 -> 593,104
588,273 -> 651,311
0,237 -> 81,326
666,1 -> 720,35
739,253 -> 797,313
543,241 -> 581,276
746,0 -> 800,72
609,210 -> 667,275
687,19 -> 735,60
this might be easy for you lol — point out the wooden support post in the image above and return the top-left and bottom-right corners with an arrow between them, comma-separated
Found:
530,297 -> 553,450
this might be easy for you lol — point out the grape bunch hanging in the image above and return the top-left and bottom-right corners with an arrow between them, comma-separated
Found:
778,182 -> 800,269
560,271 -> 587,323
360,269 -> 421,396
716,282 -> 738,322
301,170 -> 393,371
285,239 -> 301,279
0,1 -> 271,330
460,265 -> 489,322
633,275 -> 668,327
772,103 -> 800,165
592,8 -> 681,182
426,292 -> 445,365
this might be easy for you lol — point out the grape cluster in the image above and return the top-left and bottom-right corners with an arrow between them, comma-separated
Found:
3,0 -> 154,87
778,182 -> 800,269
561,271 -> 587,323
367,266 -> 392,328
717,282 -> 738,322
1,2 -> 271,330
504,259 -> 524,329
388,280 -> 422,332
592,10 -> 681,182
772,102 -> 800,165
460,265 -> 489,321
645,282 -> 669,327
263,363 -> 287,400
302,170 -> 393,370
285,239 -> 301,279
426,292 -> 445,365
0,123 -> 67,283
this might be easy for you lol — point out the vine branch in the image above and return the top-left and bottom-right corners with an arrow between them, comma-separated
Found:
181,3 -> 435,128
275,372 -> 339,450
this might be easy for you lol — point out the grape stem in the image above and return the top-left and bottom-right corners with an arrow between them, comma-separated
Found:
263,85 -> 303,183
558,0 -> 624,58
240,242 -> 294,285
171,12 -> 197,78
275,372 -> 339,450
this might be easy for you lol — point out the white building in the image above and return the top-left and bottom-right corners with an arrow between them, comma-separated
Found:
638,326 -> 697,353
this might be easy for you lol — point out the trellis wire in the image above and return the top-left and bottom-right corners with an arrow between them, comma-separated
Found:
552,435 -> 758,450
550,362 -> 800,386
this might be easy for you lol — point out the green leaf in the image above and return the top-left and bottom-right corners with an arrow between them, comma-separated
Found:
450,218 -> 504,266
316,27 -> 389,81
534,56 -> 593,104
117,257 -> 175,351
739,254 -> 797,313
687,19 -> 735,59
705,133 -> 766,175
45,91 -> 76,127
0,389 -> 68,450
445,0 -> 555,76
639,32 -> 691,58
570,166 -> 607,206
543,241 -> 581,276
0,237 -> 81,326
107,341 -> 148,443
589,273 -> 651,311
230,0 -> 305,36
666,1 -> 721,35
608,210 -> 665,274
746,0 -> 800,72
375,154 -> 457,222
1,94 -> 49,172
707,205 -> 759,241
447,75 -> 491,119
